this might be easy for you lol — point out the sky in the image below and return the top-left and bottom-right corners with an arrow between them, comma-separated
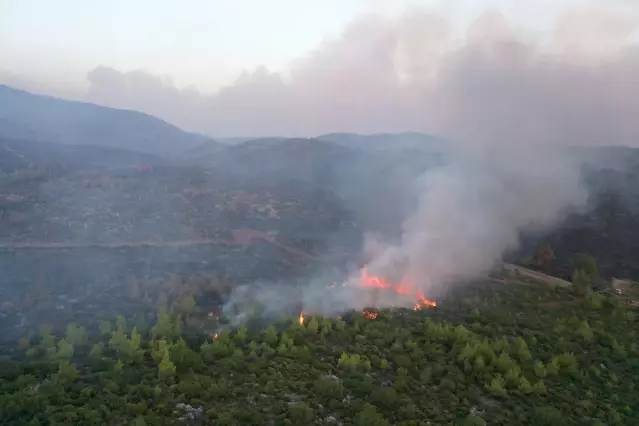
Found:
1,0 -> 639,141
2,0 -> 578,91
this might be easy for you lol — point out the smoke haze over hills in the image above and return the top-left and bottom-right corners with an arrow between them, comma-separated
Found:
2,3 -> 638,146
1,1 -> 638,322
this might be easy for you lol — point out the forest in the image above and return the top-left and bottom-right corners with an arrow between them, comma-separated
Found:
2,89 -> 639,425
1,264 -> 637,426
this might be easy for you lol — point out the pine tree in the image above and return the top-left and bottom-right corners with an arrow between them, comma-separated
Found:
307,318 -> 319,334
65,323 -> 87,346
576,320 -> 594,342
532,380 -> 547,395
263,326 -> 278,347
56,361 -> 78,383
533,360 -> 547,378
158,349 -> 176,381
518,376 -> 533,394
354,404 -> 389,426
55,339 -> 74,360
89,342 -> 104,359
485,374 -> 507,397
235,326 -> 248,343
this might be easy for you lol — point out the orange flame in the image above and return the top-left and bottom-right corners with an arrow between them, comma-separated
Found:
362,310 -> 378,320
298,311 -> 305,326
213,333 -> 220,340
359,266 -> 437,309
415,288 -> 437,309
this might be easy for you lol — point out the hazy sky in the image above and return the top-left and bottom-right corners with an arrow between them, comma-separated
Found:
1,0 -> 594,91
2,0 -> 639,141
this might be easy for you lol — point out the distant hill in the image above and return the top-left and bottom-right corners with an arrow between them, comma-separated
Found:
0,85 -> 217,157
209,137 -> 356,180
317,132 -> 446,153
0,137 -> 164,172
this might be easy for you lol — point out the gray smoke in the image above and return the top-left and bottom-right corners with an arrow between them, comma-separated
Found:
362,143 -> 587,301
220,139 -> 588,319
71,7 -> 639,146
2,4 -> 633,318
3,6 -> 637,144
212,5 -> 631,317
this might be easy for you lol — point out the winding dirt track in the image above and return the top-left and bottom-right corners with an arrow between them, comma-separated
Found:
0,239 -> 228,250
0,237 -> 316,260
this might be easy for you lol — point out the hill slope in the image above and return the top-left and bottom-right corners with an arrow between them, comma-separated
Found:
0,137 -> 164,172
0,85 -> 216,157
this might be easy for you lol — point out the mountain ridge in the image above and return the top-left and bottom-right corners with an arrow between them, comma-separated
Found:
0,84 -> 217,157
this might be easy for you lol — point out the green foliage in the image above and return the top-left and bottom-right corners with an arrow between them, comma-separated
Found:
337,352 -> 370,371
576,320 -> 594,342
288,402 -> 314,424
572,253 -> 599,279
89,342 -> 104,358
55,338 -> 74,360
462,414 -> 487,426
306,317 -> 319,333
355,404 -> 389,426
572,269 -> 591,294
151,309 -> 179,339
313,376 -> 343,399
158,348 -> 176,381
2,279 -> 639,425
485,374 -> 507,397
65,323 -> 87,346
533,360 -> 546,378
263,325 -> 278,346
173,295 -> 197,316
56,361 -> 78,383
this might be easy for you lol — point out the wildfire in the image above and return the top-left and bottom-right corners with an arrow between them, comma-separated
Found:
359,266 -> 437,309
213,333 -> 220,340
298,311 -> 305,326
362,309 -> 378,320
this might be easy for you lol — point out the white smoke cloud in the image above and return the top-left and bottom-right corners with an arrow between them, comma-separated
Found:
2,3 -> 635,316
3,6 -> 637,145
66,5 -> 639,147
363,143 -> 587,301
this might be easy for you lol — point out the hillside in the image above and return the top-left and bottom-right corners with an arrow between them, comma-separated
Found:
1,273 -> 638,425
0,132 -> 639,425
0,85 -> 216,157
0,137 -> 164,172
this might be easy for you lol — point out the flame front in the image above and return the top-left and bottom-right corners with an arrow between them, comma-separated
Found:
298,311 -> 305,326
415,288 -> 437,309
362,310 -> 378,320
359,266 -> 437,309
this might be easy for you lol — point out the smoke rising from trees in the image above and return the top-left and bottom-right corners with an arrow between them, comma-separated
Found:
2,5 -> 637,144
39,6 -> 635,148
2,4 -> 637,317
165,4 -> 632,316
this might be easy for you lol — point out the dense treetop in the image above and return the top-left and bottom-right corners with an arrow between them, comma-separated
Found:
1,276 -> 637,425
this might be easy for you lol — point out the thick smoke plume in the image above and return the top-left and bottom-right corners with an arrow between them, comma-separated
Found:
215,5 -> 634,317
221,140 -> 589,318
361,144 -> 587,301
3,6 -> 637,144
50,6 -> 638,147
2,4 -> 635,319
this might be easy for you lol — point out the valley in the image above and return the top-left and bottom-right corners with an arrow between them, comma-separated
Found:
1,85 -> 639,425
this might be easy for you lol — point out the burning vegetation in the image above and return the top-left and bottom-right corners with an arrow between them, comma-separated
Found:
362,307 -> 379,320
359,266 -> 437,310
296,266 -> 436,325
